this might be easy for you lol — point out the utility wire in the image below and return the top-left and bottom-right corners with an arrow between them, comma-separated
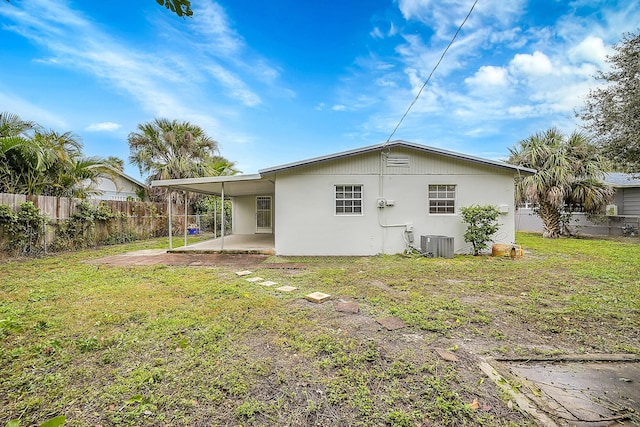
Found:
385,0 -> 479,145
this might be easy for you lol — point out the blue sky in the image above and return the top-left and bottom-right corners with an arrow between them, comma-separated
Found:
1,0 -> 639,182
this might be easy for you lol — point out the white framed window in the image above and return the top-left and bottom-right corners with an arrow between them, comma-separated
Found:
335,184 -> 363,215
429,184 -> 456,214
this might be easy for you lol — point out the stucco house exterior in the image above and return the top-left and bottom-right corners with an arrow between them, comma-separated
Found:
87,166 -> 147,201
152,140 -> 534,256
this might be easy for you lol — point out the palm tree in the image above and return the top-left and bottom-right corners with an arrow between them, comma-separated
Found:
0,113 -> 40,192
508,128 -> 615,238
0,116 -> 112,197
128,118 -> 237,205
128,118 -> 220,182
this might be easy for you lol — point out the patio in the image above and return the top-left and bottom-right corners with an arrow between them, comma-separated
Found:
168,233 -> 275,255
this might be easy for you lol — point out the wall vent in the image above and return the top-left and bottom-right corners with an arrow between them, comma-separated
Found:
386,155 -> 410,168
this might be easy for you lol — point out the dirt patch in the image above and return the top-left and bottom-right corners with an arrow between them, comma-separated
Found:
86,252 -> 270,267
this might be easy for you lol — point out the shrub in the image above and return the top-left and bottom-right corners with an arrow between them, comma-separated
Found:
460,205 -> 501,255
0,202 -> 46,255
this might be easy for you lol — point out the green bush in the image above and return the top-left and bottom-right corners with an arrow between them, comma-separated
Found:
460,205 -> 501,255
0,202 -> 46,255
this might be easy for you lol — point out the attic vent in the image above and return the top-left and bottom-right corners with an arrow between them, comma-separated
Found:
386,155 -> 410,168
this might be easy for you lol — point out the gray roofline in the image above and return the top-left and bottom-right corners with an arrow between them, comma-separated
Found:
102,164 -> 147,188
151,173 -> 264,188
602,172 -> 640,188
259,140 -> 536,175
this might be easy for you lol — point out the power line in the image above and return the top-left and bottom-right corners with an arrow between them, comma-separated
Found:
385,0 -> 479,145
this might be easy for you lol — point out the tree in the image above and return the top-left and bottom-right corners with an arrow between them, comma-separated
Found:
508,128 -> 615,238
0,112 -> 113,197
156,0 -> 193,18
104,156 -> 125,172
0,112 -> 39,161
580,31 -> 640,170
128,118 -> 237,203
5,0 -> 193,18
460,205 -> 500,255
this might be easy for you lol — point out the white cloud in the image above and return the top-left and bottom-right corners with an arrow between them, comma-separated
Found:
332,104 -> 347,111
465,65 -> 509,89
204,64 -> 262,107
568,36 -> 609,67
509,51 -> 554,76
370,27 -> 384,39
397,0 -> 526,38
85,122 -> 121,132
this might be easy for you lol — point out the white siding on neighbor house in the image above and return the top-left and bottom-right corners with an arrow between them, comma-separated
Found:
90,176 -> 140,201
272,150 -> 517,256
232,194 -> 275,234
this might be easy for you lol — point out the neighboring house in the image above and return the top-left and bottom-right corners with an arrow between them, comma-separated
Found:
516,172 -> 640,236
603,172 -> 640,216
152,140 -> 535,256
88,166 -> 147,201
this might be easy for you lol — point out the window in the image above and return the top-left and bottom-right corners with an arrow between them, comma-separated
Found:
335,185 -> 363,215
429,184 -> 456,214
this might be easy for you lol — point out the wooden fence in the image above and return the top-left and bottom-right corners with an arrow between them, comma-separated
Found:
0,193 -> 171,253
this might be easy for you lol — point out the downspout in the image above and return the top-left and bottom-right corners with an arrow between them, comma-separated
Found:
168,187 -> 173,250
220,182 -> 225,251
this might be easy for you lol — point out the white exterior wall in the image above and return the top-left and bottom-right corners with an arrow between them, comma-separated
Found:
272,149 -> 517,256
232,194 -> 275,234
89,176 -> 142,201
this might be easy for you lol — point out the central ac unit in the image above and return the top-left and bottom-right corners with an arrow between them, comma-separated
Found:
420,235 -> 454,258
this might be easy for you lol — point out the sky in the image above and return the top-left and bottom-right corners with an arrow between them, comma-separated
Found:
1,0 -> 639,182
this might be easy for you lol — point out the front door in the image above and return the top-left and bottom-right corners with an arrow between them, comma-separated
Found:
256,196 -> 272,233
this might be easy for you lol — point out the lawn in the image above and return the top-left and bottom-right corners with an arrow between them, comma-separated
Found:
1,233 -> 638,426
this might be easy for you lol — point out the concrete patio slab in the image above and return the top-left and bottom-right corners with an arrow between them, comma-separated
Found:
508,360 -> 640,426
168,234 -> 275,255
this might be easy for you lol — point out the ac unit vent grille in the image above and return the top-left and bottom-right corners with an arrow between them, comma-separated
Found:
420,235 -> 454,258
386,155 -> 410,167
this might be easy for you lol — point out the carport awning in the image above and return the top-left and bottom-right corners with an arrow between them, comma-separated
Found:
151,174 -> 274,197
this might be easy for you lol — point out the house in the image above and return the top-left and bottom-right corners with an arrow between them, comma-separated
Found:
603,172 -> 640,216
87,165 -> 147,201
516,172 -> 640,236
152,140 -> 535,256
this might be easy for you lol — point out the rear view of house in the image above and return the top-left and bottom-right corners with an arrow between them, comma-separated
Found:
153,140 -> 534,256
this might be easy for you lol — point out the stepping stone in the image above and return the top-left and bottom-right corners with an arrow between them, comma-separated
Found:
275,285 -> 297,292
260,281 -> 278,287
305,292 -> 331,303
336,301 -> 359,313
434,348 -> 459,362
376,316 -> 407,331
245,277 -> 264,283
236,270 -> 252,276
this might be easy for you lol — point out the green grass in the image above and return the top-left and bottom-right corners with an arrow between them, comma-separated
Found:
1,233 -> 639,426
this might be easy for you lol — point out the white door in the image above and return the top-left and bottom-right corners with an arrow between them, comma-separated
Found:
256,196 -> 272,233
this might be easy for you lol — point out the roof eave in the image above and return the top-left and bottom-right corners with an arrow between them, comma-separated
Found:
259,140 -> 536,175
